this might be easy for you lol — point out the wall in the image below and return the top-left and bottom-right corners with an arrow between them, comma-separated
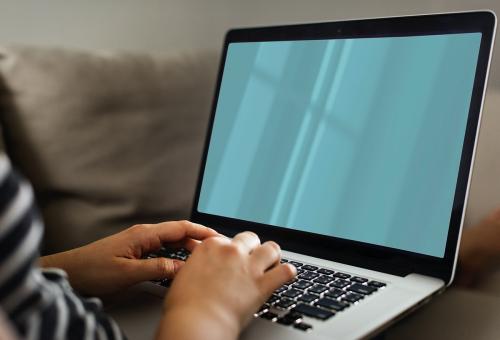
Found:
0,0 -> 498,87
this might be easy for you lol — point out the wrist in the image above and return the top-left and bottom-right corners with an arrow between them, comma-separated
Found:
39,248 -> 88,292
40,249 -> 78,270
40,253 -> 64,268
159,303 -> 240,340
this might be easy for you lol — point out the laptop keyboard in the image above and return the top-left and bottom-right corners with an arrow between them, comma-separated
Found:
148,248 -> 387,332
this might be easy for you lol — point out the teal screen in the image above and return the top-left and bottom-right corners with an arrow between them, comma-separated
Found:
198,33 -> 481,257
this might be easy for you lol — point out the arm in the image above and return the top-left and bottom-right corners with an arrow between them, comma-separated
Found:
39,223 -> 295,340
39,220 -> 218,296
0,154 -> 124,339
157,232 -> 297,340
2,146 -> 291,339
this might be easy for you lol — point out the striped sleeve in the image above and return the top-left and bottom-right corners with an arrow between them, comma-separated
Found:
0,154 -> 125,340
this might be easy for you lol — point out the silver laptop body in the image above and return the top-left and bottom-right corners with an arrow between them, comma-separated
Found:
143,10 -> 497,340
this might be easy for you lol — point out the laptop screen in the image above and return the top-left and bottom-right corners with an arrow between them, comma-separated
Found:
198,33 -> 482,258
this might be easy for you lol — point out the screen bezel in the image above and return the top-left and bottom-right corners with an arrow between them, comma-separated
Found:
191,11 -> 496,283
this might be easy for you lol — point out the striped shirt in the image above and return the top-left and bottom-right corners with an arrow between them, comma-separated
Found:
0,154 -> 124,340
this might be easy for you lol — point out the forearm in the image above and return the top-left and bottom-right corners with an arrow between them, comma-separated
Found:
156,305 -> 239,340
39,248 -> 89,293
40,250 -> 74,269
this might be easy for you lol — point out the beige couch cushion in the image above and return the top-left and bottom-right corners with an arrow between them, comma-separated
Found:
0,46 -> 218,253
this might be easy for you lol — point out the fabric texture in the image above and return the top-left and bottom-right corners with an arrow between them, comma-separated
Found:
0,153 -> 124,340
0,46 -> 218,253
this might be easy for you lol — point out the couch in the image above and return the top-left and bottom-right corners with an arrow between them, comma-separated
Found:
0,46 -> 218,254
0,45 -> 499,293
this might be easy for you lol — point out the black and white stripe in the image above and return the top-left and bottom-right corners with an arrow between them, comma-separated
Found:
0,154 -> 124,340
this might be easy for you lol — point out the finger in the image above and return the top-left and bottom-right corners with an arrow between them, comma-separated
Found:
131,257 -> 185,282
183,238 -> 201,252
250,241 -> 281,271
135,221 -> 218,253
171,233 -> 229,252
260,263 -> 297,294
232,231 -> 261,253
158,220 -> 219,241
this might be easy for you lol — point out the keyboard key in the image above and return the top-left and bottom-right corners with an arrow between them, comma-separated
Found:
368,280 -> 386,288
333,272 -> 351,279
298,293 -> 319,303
292,280 -> 313,290
275,286 -> 288,294
280,258 -> 289,263
313,275 -> 335,285
267,294 -> 280,304
275,298 -> 296,309
296,269 -> 305,275
316,298 -> 349,311
302,265 -> 319,271
260,311 -> 278,320
289,261 -> 303,267
283,311 -> 302,322
298,272 -> 320,281
342,292 -> 364,303
348,283 -> 377,295
294,322 -> 313,331
308,284 -> 328,294
324,288 -> 344,299
277,311 -> 302,325
276,316 -> 295,325
350,276 -> 368,283
293,303 -> 334,320
257,304 -> 270,314
156,248 -> 172,257
282,288 -> 302,299
329,279 -> 350,288
160,279 -> 171,287
317,268 -> 335,275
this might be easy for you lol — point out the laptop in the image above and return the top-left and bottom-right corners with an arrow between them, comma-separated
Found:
144,11 -> 496,339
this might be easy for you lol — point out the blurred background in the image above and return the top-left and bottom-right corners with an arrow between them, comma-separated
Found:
0,0 -> 499,232
0,0 -> 498,87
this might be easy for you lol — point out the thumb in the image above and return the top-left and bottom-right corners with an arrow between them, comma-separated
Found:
132,257 -> 185,282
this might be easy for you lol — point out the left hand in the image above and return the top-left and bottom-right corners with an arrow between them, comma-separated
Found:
40,220 -> 218,296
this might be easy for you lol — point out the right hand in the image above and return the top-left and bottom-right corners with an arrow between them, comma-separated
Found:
157,231 -> 297,340
457,207 -> 500,287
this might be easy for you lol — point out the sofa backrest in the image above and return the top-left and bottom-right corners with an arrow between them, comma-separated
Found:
0,46 -> 218,253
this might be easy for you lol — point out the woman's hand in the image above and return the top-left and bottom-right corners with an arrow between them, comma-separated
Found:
40,220 -> 218,296
457,208 -> 500,287
158,231 -> 296,340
